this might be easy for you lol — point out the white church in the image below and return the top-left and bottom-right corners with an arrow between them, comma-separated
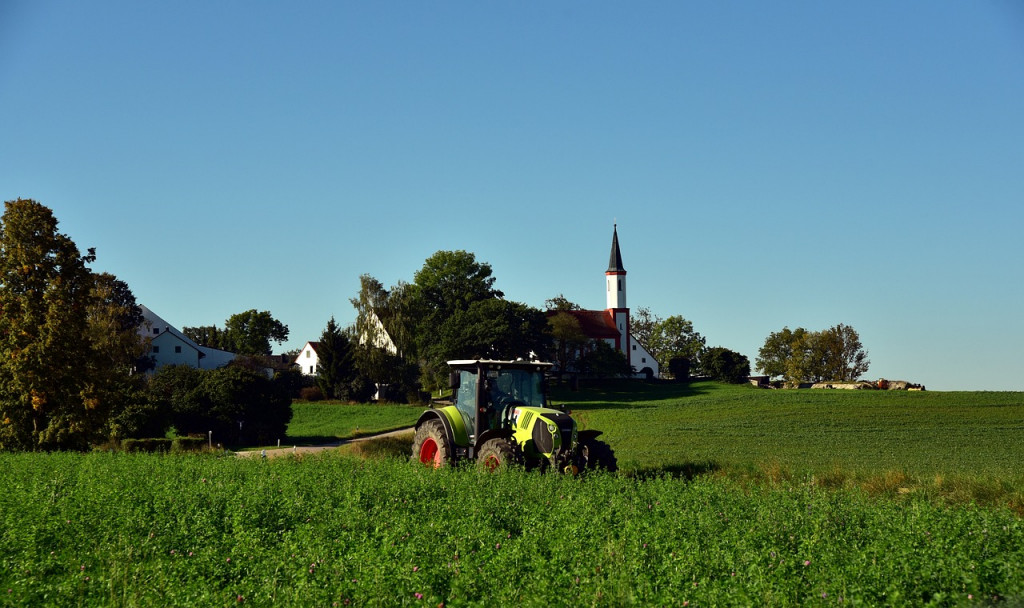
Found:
554,225 -> 660,379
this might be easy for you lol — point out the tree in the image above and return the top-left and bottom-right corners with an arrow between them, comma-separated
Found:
182,325 -> 223,349
700,347 -> 751,384
350,275 -> 421,399
433,299 -> 551,363
409,251 -> 503,392
315,317 -> 359,401
756,325 -> 869,385
811,324 -> 870,382
220,309 -> 289,356
755,327 -> 807,382
86,272 -> 152,438
546,311 -> 589,377
578,341 -> 633,379
544,294 -> 581,312
629,306 -> 659,353
647,315 -> 706,373
0,199 -> 103,450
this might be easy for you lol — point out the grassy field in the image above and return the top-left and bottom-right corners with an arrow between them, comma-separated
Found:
554,381 -> 1024,477
2,382 -> 1023,605
282,402 -> 421,445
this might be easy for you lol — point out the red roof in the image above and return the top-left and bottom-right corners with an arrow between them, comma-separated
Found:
549,309 -> 620,339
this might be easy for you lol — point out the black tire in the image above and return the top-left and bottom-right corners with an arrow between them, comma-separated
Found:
580,438 -> 618,473
411,420 -> 452,468
476,437 -> 524,471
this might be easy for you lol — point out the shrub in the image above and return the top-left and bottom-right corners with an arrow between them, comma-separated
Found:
300,386 -> 324,401
668,356 -> 690,381
171,437 -> 208,453
121,438 -> 172,453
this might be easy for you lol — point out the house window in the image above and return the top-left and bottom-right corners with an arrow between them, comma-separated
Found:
306,351 -> 311,358
642,357 -> 646,363
309,366 -> 314,374
632,345 -> 636,350
618,280 -> 621,291
175,346 -> 182,354
152,346 -> 160,353
153,328 -> 159,335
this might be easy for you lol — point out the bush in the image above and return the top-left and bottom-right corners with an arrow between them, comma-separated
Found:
700,347 -> 751,384
668,356 -> 691,381
171,437 -> 208,453
121,438 -> 172,453
300,386 -> 324,401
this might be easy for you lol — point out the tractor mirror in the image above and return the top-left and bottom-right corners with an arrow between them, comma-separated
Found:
449,371 -> 460,390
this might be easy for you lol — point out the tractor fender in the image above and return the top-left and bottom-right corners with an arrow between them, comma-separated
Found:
416,407 -> 470,447
577,429 -> 603,442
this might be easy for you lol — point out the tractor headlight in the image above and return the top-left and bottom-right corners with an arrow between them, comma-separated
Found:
548,423 -> 557,435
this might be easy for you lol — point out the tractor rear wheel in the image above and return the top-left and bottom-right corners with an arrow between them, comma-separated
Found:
411,420 -> 452,468
476,438 -> 524,471
580,438 -> 618,473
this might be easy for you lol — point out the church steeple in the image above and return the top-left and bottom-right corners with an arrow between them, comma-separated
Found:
605,224 -> 627,310
608,223 -> 625,273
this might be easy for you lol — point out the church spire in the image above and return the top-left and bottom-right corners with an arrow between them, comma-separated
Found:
607,223 -> 625,273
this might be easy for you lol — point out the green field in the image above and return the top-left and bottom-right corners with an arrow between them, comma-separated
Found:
557,382 -> 1024,498
284,402 -> 421,444
2,382 -> 1023,606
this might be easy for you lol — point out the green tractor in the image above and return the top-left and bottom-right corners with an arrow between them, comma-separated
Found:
411,359 -> 616,473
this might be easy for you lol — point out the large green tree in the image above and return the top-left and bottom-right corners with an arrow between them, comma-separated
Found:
0,199 -> 111,449
432,299 -> 550,363
409,251 -> 503,391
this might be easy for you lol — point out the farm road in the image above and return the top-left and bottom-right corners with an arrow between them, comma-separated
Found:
234,427 -> 414,459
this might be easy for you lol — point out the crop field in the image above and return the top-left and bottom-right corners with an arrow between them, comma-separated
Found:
2,383 -> 1023,606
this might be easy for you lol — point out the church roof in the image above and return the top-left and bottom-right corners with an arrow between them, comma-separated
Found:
551,309 -> 621,339
607,224 -> 625,273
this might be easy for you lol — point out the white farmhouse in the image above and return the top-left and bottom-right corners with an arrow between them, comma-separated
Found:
139,306 -> 236,371
294,341 -> 320,376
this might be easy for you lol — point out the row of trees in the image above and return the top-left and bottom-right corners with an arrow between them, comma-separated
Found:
756,325 -> 870,386
183,310 -> 290,356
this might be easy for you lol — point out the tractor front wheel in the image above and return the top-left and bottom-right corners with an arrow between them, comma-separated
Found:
476,438 -> 524,471
579,438 -> 618,473
411,420 -> 452,468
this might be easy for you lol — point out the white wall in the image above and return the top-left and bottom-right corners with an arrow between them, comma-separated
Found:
296,342 -> 319,375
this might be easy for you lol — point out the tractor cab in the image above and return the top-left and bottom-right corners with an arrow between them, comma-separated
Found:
451,361 -> 548,443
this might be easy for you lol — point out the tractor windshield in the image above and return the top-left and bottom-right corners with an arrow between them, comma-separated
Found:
487,369 -> 545,409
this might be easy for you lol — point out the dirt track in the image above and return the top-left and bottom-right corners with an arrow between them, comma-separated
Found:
234,427 -> 414,459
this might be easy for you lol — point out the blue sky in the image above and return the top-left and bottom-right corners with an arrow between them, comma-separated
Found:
2,2 -> 1022,390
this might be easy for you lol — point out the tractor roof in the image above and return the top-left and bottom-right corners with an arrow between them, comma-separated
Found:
447,359 -> 554,372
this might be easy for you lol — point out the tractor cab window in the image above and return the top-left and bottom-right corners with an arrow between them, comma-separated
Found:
486,369 -> 545,409
454,370 -> 477,432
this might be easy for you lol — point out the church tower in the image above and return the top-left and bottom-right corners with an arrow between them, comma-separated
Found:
605,225 -> 629,356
